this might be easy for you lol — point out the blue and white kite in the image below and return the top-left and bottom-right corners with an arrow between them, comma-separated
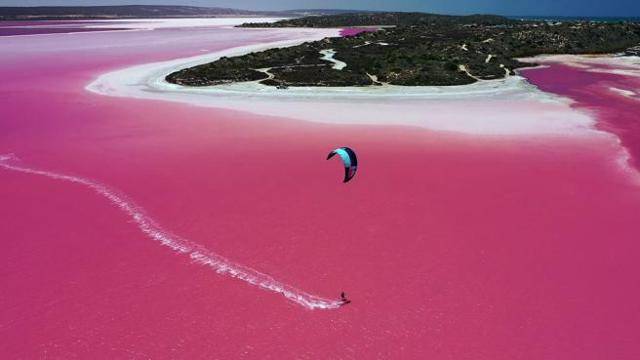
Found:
327,147 -> 358,183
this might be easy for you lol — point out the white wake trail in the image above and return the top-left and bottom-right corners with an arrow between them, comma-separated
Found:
0,154 -> 342,310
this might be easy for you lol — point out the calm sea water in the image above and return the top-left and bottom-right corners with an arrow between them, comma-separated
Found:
510,15 -> 640,22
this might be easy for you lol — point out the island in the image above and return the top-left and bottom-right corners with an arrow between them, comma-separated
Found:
166,12 -> 640,87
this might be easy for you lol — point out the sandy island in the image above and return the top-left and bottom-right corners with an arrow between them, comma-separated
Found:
87,33 -> 606,136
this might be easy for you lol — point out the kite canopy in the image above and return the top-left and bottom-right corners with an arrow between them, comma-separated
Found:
327,147 -> 358,183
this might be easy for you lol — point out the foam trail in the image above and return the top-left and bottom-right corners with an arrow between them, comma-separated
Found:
0,154 -> 342,310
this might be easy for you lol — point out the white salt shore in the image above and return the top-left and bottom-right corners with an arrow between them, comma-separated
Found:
87,26 -> 603,136
84,18 -> 289,30
520,54 -> 640,78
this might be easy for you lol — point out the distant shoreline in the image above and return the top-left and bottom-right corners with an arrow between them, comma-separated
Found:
0,6 -> 364,21
508,15 -> 640,22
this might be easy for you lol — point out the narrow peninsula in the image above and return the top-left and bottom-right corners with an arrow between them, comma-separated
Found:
166,12 -> 640,87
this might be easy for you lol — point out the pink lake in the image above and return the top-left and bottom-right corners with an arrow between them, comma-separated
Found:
0,20 -> 129,36
1,19 -> 640,359
339,27 -> 379,37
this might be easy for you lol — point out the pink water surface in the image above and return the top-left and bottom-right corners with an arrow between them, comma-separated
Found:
2,23 -> 640,359
340,27 -> 379,37
522,62 -> 640,170
0,20 -> 128,36
0,27 -> 128,36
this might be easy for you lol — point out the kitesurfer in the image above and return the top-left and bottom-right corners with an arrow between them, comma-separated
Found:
340,291 -> 351,305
